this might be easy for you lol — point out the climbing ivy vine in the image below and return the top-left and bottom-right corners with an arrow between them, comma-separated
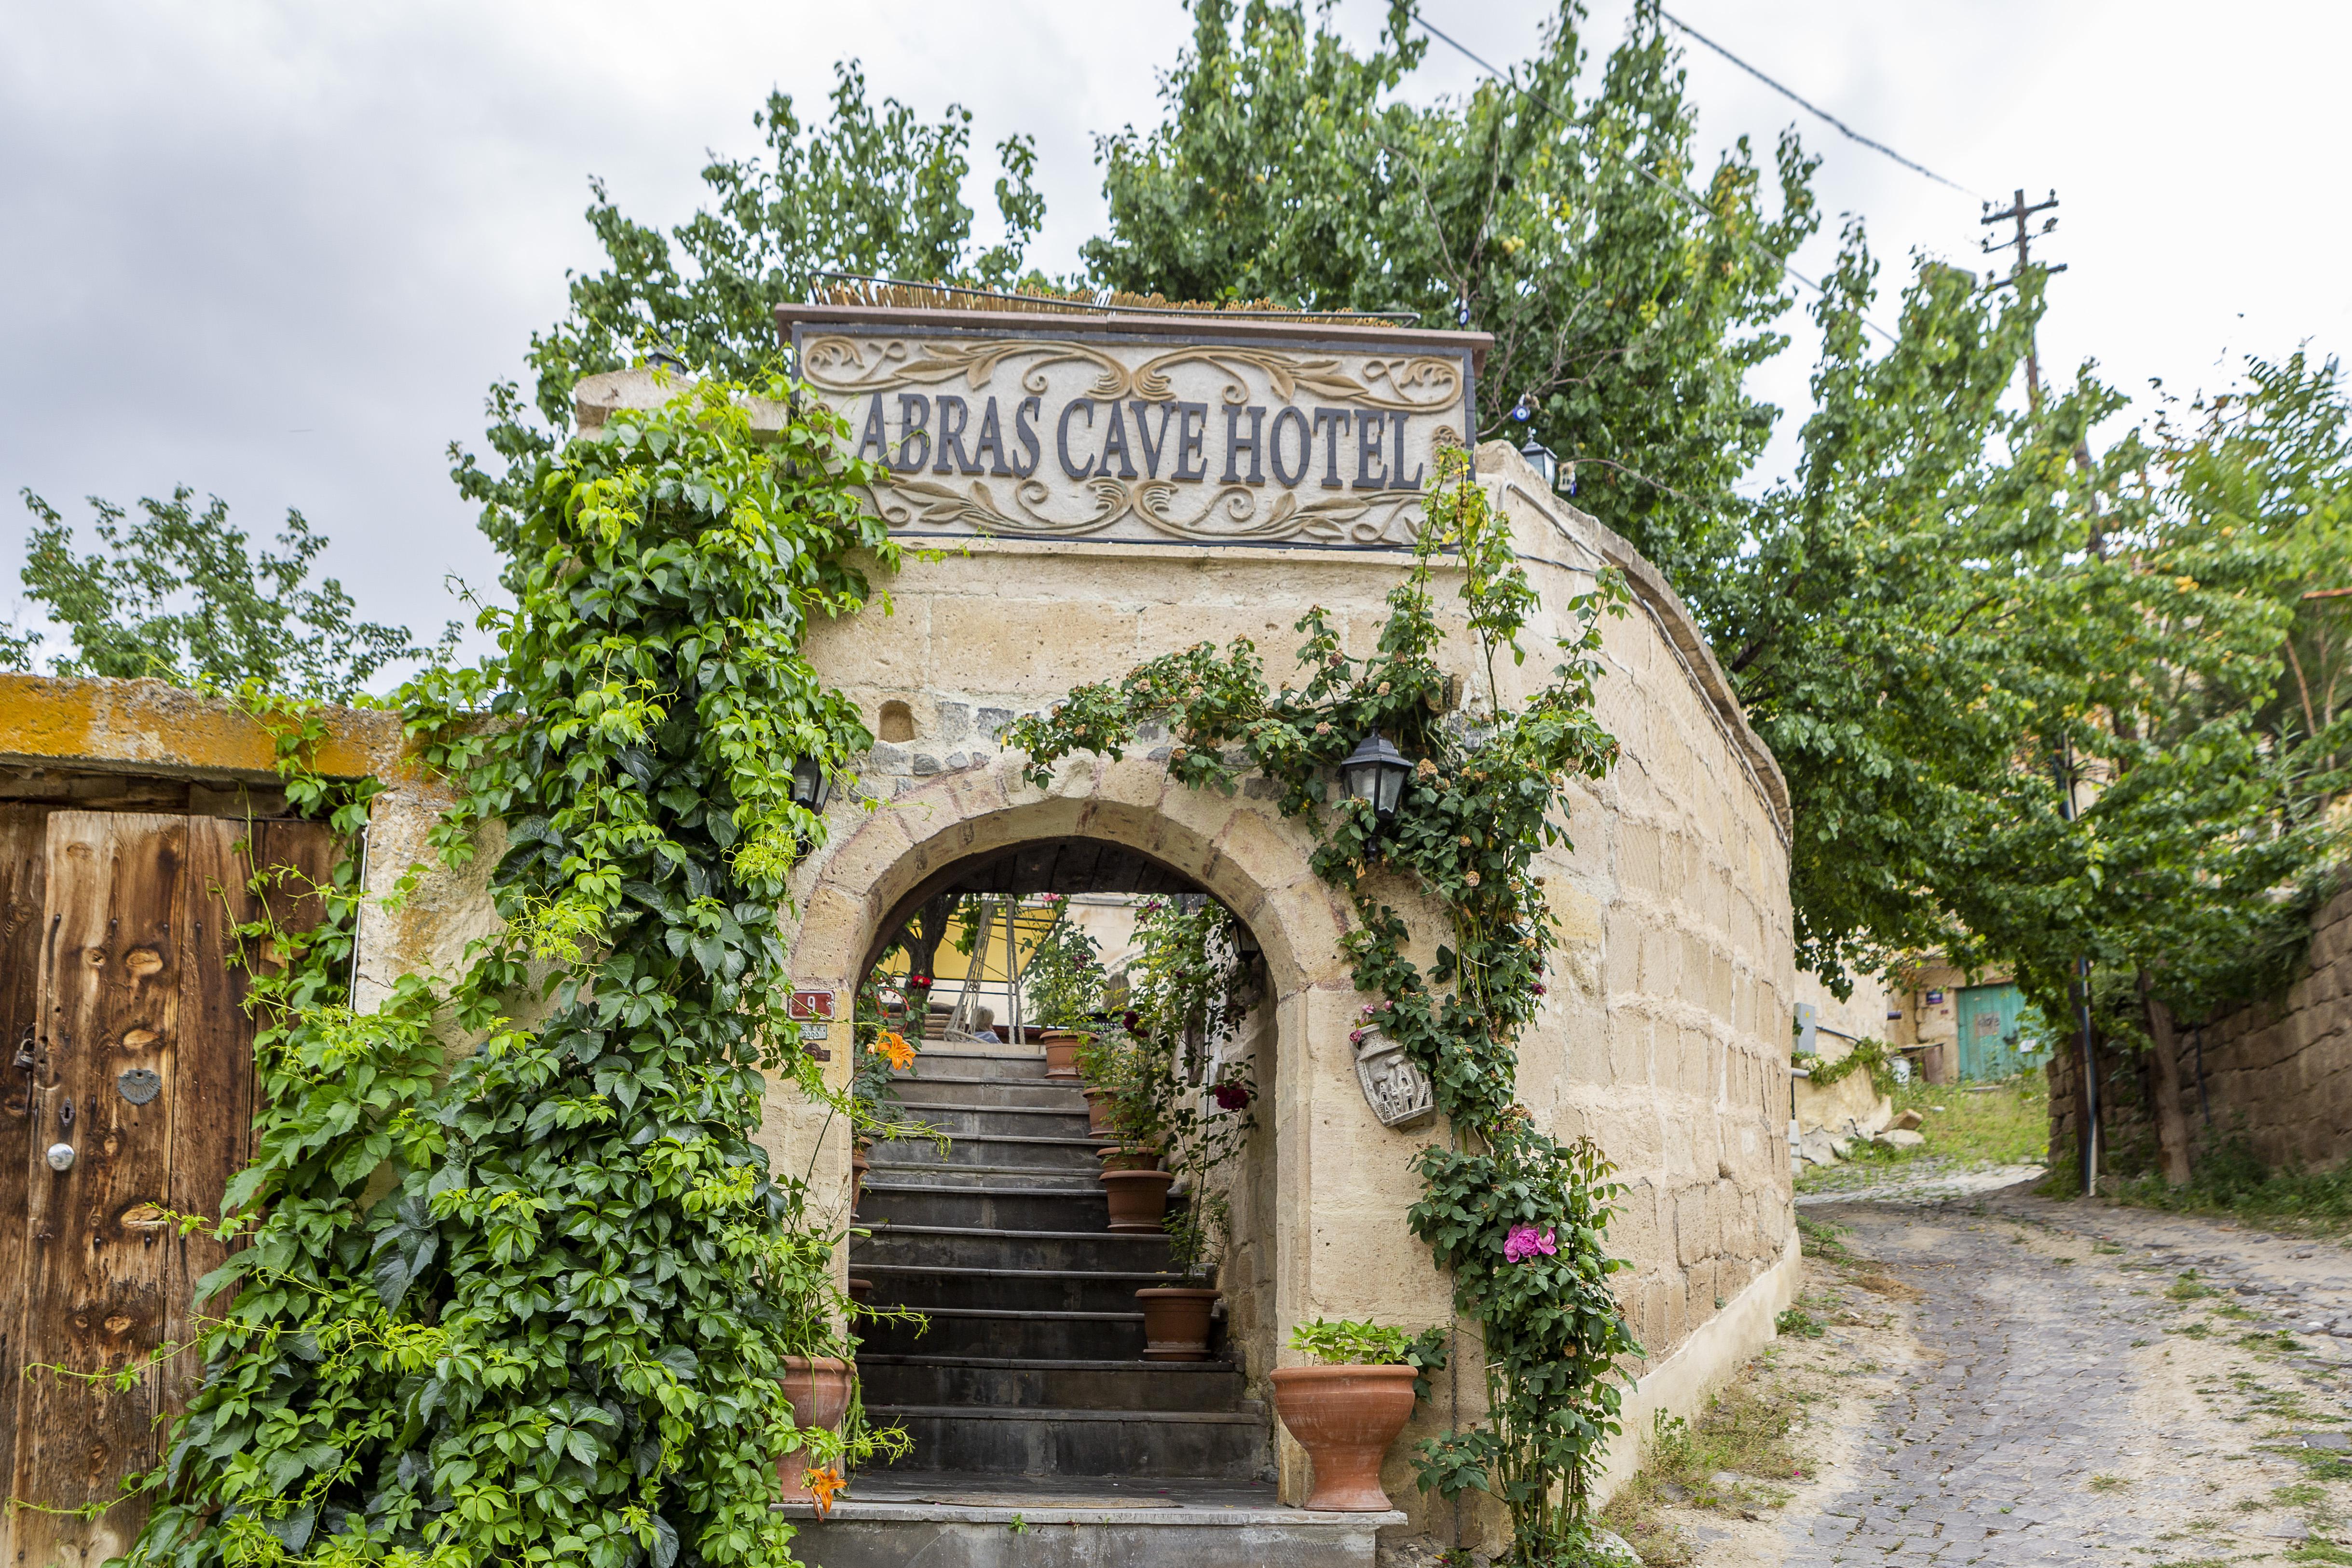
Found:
123,373 -> 901,1568
1005,447 -> 1642,1561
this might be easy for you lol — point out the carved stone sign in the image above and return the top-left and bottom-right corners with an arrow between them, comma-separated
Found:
779,305 -> 1483,551
1354,1026 -> 1437,1132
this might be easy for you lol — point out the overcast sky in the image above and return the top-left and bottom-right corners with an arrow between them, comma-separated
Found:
3,1 -> 2345,683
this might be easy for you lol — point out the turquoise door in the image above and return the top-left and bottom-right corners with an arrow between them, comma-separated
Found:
1957,982 -> 2027,1080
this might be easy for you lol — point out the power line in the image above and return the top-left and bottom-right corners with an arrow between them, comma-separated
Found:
1656,8 -> 1985,200
1411,9 -> 1899,345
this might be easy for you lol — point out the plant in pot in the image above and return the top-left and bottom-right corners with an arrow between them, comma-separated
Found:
1272,1318 -> 1449,1511
769,1227 -> 913,1513
1136,1193 -> 1229,1360
1024,894 -> 1106,1075
1120,899 -> 1260,1343
1098,1099 -> 1173,1229
1074,1026 -> 1138,1140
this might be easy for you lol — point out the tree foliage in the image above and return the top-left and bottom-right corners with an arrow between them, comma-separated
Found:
1084,0 -> 1813,586
1716,227 -> 2345,1134
4,487 -> 436,701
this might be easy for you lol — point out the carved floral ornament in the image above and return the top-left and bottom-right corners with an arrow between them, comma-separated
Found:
796,331 -> 1471,549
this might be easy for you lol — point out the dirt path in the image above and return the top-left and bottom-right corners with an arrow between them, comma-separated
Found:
1630,1178 -> 2352,1565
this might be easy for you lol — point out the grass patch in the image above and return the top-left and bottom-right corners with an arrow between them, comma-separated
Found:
1601,1364 -> 1816,1567
2288,1542 -> 2352,1565
1776,1308 -> 1826,1339
1794,1075 -> 2048,1194
2115,1134 -> 2352,1233
2088,1473 -> 2130,1492
1797,1215 -> 1855,1261
2168,1272 -> 2220,1300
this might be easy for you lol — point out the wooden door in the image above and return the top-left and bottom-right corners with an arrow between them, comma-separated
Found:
1,809 -> 333,1567
1957,982 -> 2027,1082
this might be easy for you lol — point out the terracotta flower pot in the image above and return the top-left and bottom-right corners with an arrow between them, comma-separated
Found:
1096,1145 -> 1161,1173
1099,1167 -> 1175,1231
1136,1286 -> 1220,1361
1082,1087 -> 1120,1137
775,1355 -> 856,1502
849,1148 -> 871,1214
1270,1364 -> 1419,1511
1039,1028 -> 1087,1079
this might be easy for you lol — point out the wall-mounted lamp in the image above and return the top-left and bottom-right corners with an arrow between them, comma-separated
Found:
1339,732 -> 1412,821
789,757 -> 832,813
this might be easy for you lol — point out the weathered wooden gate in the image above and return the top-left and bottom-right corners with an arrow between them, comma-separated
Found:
1957,981 -> 2029,1082
1,802 -> 331,1567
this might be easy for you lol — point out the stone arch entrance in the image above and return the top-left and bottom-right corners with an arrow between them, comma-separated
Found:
793,751 -> 1349,1007
774,750 -> 1461,1521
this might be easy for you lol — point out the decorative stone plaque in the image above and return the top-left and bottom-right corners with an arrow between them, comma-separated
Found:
1354,1027 -> 1437,1132
780,305 -> 1483,551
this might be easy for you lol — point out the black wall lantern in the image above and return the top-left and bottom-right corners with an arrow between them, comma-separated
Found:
1519,436 -> 1560,491
789,756 -> 832,813
1339,732 -> 1412,821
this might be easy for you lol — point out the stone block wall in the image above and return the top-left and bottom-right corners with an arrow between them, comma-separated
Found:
2122,882 -> 2352,1173
1483,458 -> 1798,1375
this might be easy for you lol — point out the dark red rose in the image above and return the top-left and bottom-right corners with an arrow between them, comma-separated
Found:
1212,1081 -> 1252,1111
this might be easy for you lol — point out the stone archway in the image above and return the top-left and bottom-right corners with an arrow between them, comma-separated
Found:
771,749 -> 1464,1519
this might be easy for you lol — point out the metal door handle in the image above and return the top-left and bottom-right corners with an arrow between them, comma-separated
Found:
45,1142 -> 74,1172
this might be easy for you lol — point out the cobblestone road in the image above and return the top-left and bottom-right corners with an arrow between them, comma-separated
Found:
1780,1190 -> 2347,1567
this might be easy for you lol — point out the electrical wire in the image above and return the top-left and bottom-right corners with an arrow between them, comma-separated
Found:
1411,8 -> 1899,346
1657,8 -> 1985,199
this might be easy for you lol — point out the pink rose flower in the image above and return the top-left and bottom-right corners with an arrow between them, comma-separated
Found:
1503,1224 -> 1558,1264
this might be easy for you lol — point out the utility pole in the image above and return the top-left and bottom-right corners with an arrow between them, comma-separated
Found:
2049,741 -> 2100,1197
1982,188 -> 2067,407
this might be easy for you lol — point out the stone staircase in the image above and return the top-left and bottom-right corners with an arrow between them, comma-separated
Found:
779,1046 -> 1400,1565
853,1045 -> 1269,1480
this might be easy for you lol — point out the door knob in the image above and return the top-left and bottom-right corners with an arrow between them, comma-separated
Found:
45,1142 -> 74,1172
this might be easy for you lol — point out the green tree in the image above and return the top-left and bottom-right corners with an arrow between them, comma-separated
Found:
1083,0 -> 1816,586
451,62 -> 1046,564
1716,225 -> 2342,1183
6,486 -> 437,701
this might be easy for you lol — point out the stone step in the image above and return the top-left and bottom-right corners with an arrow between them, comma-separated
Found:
892,1104 -> 1095,1141
891,1075 -> 1086,1110
875,1132 -> 1105,1172
782,1479 -> 1395,1568
854,1223 -> 1170,1274
867,1404 -> 1271,1480
865,1160 -> 1107,1191
860,1180 -> 1114,1231
859,1306 -> 1145,1361
904,1051 -> 1052,1082
857,1354 -> 1249,1413
863,1264 -> 1173,1316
